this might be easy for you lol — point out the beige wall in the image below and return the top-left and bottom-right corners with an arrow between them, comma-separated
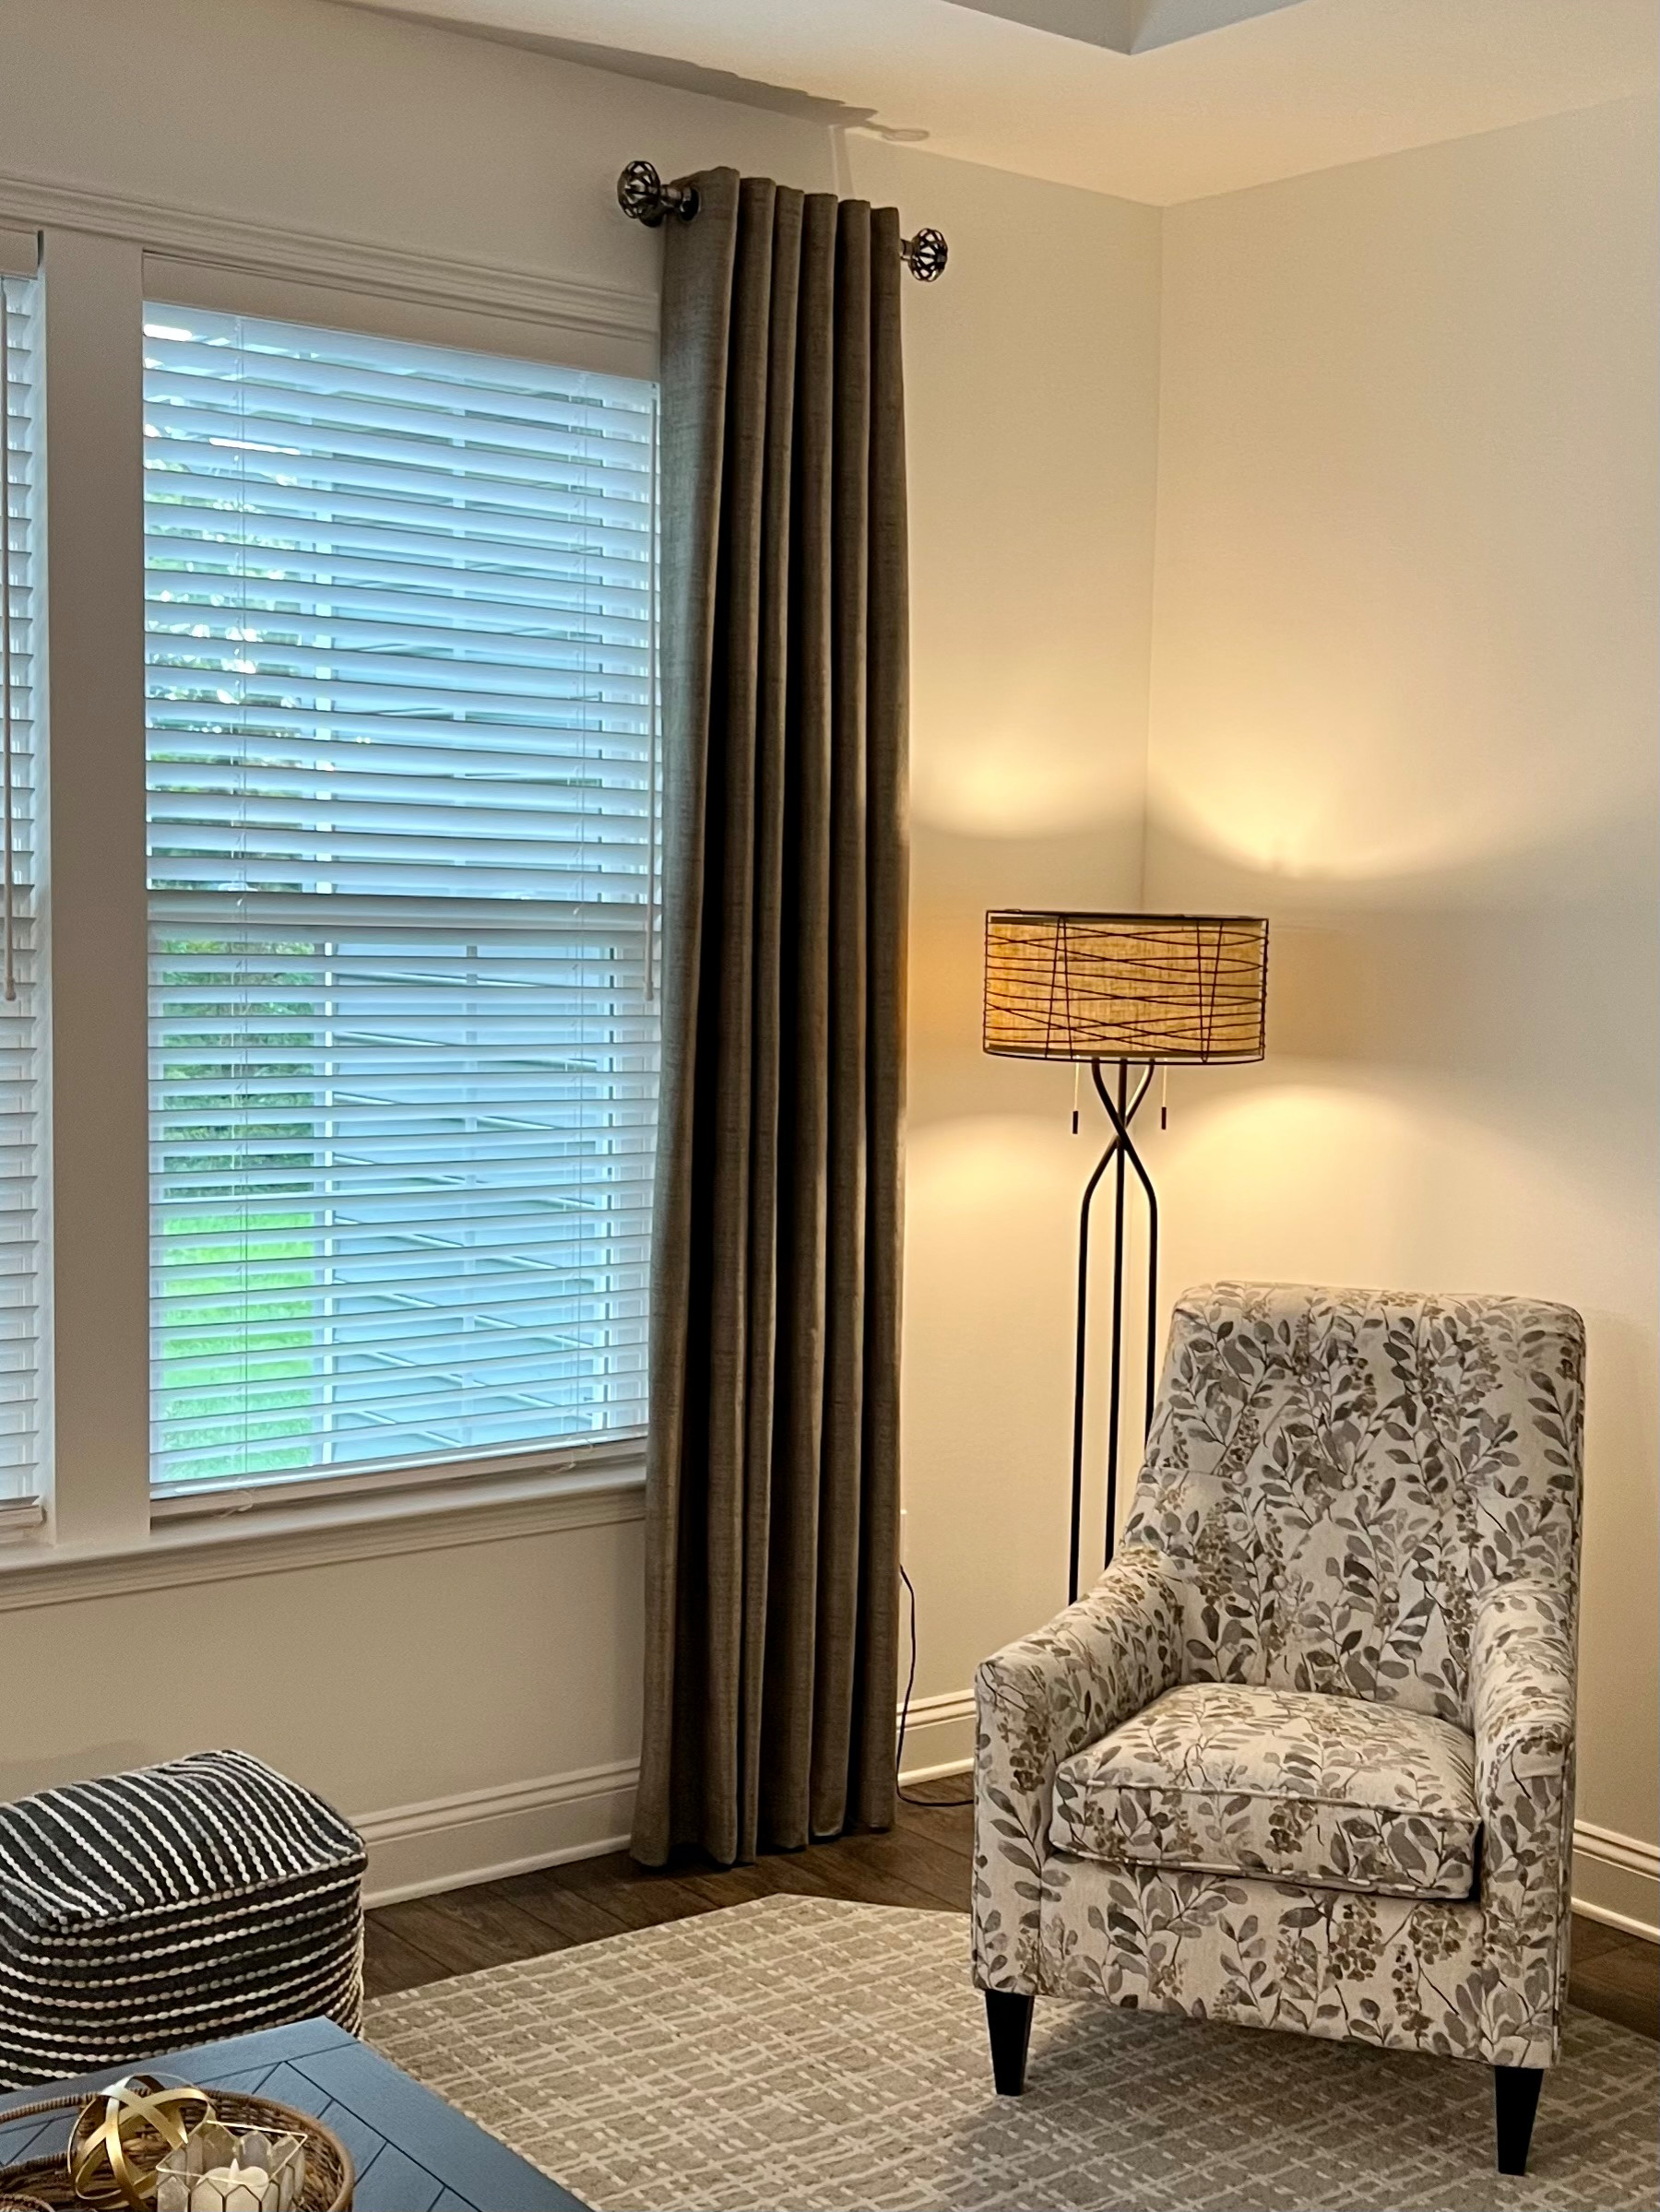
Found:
0,0 -> 1160,1868
854,137 -> 1160,1702
1,1 -> 1652,1929
1143,94 -> 1659,1927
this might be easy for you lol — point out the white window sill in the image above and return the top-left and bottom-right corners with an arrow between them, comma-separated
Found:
0,1445 -> 646,1614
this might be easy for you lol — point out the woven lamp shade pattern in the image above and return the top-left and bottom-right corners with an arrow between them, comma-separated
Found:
983,911 -> 1268,1064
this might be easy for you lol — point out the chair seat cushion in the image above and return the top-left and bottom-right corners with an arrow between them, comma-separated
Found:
1049,1684 -> 1479,1900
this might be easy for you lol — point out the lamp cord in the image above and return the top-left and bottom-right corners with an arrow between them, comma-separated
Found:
895,1562 -> 974,1811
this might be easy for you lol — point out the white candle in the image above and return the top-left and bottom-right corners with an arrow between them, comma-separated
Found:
189,2160 -> 274,2211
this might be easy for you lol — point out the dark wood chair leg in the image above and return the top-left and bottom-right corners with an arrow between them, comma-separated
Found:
1494,2064 -> 1543,2175
985,1990 -> 1035,2095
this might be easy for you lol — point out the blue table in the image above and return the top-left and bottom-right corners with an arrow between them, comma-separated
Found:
0,2015 -> 587,2211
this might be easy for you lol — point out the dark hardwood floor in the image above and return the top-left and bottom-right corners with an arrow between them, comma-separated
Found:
1568,1909 -> 1660,2040
365,1776 -> 1659,2043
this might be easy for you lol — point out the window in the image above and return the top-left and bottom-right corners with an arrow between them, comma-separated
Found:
0,271 -> 44,1518
143,307 -> 658,1496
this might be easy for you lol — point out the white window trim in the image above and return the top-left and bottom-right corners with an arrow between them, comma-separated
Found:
5,197 -> 660,1588
0,169 -> 658,375
0,1449 -> 646,1615
148,1432 -> 646,1521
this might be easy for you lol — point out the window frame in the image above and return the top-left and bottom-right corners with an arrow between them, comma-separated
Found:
1,223 -> 658,1585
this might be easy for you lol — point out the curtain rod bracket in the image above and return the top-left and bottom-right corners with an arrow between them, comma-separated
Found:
618,160 -> 701,228
900,228 -> 948,282
617,160 -> 947,278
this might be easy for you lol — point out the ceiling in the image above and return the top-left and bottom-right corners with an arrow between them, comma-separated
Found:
944,1 -> 1313,59
327,0 -> 1658,205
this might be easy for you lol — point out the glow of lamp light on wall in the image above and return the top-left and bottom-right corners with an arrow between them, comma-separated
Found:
1149,733 -> 1372,881
913,732 -> 1140,839
907,1116 -> 1080,1221
1148,692 -> 1627,885
1162,1074 -> 1619,1288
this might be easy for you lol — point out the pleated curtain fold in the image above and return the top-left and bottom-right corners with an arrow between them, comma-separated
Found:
632,168 -> 908,1868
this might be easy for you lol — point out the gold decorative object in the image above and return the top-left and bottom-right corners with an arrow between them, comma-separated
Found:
156,2122 -> 305,2212
68,2079 -> 216,2210
0,2088 -> 350,2210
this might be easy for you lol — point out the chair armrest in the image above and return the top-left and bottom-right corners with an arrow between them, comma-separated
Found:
972,1546 -> 1184,1993
1473,1578 -> 1578,2063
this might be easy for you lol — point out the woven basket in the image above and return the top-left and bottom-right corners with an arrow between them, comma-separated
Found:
0,2090 -> 352,2211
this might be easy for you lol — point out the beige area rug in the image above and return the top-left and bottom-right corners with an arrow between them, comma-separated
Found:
365,1895 -> 1658,2212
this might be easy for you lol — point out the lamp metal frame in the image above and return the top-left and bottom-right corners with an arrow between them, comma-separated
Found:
1070,1057 -> 1159,1603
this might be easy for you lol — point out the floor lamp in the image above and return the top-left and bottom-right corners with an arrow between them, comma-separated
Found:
982,911 -> 1269,1603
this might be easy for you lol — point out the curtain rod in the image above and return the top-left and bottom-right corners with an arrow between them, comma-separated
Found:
617,160 -> 948,281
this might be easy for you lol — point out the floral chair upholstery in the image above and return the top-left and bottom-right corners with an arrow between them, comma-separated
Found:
972,1282 -> 1583,2176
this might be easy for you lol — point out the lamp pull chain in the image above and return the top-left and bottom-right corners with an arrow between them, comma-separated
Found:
1071,1060 -> 1081,1135
1160,1063 -> 1169,1130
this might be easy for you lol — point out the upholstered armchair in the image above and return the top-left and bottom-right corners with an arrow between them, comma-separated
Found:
973,1282 -> 1583,2177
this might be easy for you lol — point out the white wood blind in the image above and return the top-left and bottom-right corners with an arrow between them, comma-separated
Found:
0,273 -> 43,1513
143,304 -> 658,1494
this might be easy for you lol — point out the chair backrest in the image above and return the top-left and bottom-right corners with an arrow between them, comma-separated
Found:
1122,1282 -> 1583,1724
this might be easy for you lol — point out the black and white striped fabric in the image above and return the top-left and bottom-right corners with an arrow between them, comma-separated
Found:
0,1748 -> 366,2090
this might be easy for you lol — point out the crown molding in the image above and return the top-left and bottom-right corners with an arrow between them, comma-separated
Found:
0,168 -> 657,346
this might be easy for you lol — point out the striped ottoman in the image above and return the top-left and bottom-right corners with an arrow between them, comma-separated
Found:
0,1748 -> 366,2090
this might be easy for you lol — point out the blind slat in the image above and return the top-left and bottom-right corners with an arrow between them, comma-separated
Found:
146,305 -> 659,1494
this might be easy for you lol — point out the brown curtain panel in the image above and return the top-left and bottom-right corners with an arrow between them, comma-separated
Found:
632,168 -> 908,1868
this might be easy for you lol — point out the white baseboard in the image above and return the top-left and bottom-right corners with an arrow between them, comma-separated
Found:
1572,1818 -> 1660,1943
897,1690 -> 976,1785
353,1702 -> 1658,1947
356,1689 -> 979,1907
901,1755 -> 974,1789
356,1759 -> 635,1908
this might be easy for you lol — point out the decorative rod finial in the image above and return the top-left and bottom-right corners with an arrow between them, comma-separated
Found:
617,160 -> 701,228
901,227 -> 948,282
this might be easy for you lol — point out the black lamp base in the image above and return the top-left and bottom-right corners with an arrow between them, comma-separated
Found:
1068,1059 -> 1159,1604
